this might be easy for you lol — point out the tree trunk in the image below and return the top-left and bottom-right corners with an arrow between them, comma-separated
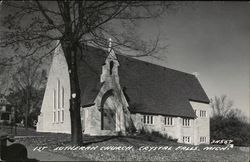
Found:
63,42 -> 83,145
25,89 -> 30,130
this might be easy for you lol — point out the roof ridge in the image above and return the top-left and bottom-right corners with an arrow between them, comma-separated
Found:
77,44 -> 210,118
81,44 -> 197,78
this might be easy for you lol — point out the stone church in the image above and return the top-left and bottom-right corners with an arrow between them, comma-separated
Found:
37,41 -> 210,145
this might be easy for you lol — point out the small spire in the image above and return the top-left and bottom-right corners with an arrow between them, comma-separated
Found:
107,38 -> 117,60
192,72 -> 200,79
108,38 -> 112,52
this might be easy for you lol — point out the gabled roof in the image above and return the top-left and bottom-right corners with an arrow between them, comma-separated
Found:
76,46 -> 210,118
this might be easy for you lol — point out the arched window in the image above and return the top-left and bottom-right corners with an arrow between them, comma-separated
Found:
109,61 -> 114,75
53,89 -> 56,123
53,89 -> 56,110
57,79 -> 60,109
61,86 -> 64,108
61,86 -> 64,123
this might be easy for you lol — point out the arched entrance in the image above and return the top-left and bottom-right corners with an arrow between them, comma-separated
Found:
100,89 -> 116,131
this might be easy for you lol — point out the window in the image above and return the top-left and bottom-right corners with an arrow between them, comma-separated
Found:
53,112 -> 56,123
61,87 -> 64,108
53,89 -> 56,123
143,115 -> 154,124
200,110 -> 206,117
194,109 -> 197,115
1,113 -> 10,120
57,79 -> 60,109
109,61 -> 114,75
53,89 -> 56,110
164,116 -> 173,126
61,86 -> 64,123
53,80 -> 63,123
182,118 -> 191,126
1,106 -> 6,112
200,137 -> 207,143
183,136 -> 191,143
58,111 -> 60,122
61,110 -> 64,122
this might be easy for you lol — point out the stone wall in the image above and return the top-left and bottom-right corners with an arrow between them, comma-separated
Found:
82,47 -> 129,136
190,101 -> 210,145
36,43 -> 210,145
37,44 -> 71,134
131,114 -> 183,140
82,98 -> 124,136
131,100 -> 210,145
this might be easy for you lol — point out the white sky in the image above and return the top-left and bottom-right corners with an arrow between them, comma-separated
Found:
140,2 -> 250,119
0,1 -> 249,119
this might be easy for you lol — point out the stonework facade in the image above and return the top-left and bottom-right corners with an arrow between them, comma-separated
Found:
130,100 -> 210,145
37,44 -> 71,133
37,42 -> 210,145
82,47 -> 132,135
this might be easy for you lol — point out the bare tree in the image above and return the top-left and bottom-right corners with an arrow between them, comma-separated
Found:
210,95 -> 247,121
210,95 -> 249,146
0,1 -> 171,145
210,95 -> 234,117
10,57 -> 46,129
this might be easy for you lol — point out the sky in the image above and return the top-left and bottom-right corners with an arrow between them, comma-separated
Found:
0,2 -> 249,119
140,2 -> 250,119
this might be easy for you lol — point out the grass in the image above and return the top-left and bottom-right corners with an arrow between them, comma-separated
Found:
1,126 -> 249,161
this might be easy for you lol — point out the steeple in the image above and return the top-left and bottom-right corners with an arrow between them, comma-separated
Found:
107,38 -> 117,61
101,38 -> 119,83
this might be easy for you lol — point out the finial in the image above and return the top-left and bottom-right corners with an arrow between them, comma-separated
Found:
107,38 -> 117,60
192,72 -> 200,78
108,38 -> 112,52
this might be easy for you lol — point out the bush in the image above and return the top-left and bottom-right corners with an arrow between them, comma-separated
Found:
117,131 -> 124,137
151,131 -> 167,138
136,127 -> 177,142
210,115 -> 250,146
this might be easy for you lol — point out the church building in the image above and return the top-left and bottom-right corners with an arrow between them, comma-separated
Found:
37,40 -> 210,145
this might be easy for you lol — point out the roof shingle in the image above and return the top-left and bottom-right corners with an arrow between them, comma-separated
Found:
76,46 -> 210,118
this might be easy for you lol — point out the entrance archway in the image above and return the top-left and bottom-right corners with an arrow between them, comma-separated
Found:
100,89 -> 116,131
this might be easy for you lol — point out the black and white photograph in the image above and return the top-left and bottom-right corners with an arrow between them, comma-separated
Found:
0,1 -> 249,161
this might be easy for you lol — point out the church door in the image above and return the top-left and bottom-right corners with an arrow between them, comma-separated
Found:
103,108 -> 116,130
102,95 -> 116,131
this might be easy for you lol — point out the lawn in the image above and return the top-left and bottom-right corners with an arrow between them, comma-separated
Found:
2,126 -> 249,161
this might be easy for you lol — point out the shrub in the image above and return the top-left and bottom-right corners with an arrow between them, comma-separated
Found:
210,95 -> 250,146
117,131 -> 123,137
136,127 -> 177,142
210,115 -> 250,146
151,131 -> 166,138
